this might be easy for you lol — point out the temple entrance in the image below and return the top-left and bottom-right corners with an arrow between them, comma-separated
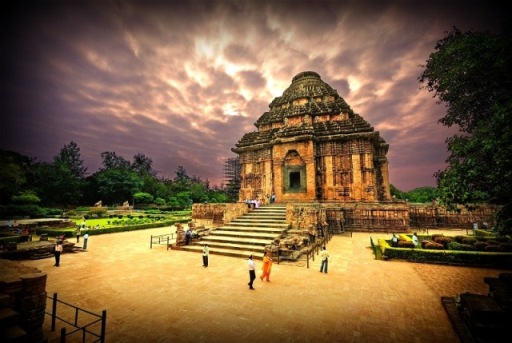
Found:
290,171 -> 300,189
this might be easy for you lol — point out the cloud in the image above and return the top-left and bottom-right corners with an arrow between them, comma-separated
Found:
0,0 -> 506,191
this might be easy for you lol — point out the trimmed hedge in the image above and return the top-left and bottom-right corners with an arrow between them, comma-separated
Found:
35,219 -> 187,238
379,234 -> 512,268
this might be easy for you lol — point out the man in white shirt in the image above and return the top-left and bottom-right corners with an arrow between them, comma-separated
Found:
202,244 -> 209,267
248,255 -> 256,290
320,246 -> 329,273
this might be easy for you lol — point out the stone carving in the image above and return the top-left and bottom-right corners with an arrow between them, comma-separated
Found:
232,71 -> 392,203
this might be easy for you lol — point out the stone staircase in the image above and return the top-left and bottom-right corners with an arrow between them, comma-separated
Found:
179,205 -> 288,260
0,294 -> 27,343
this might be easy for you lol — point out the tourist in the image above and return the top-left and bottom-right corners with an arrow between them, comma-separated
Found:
391,233 -> 398,247
76,226 -> 81,243
54,241 -> 63,267
270,193 -> 276,203
185,229 -> 192,245
248,255 -> 256,290
202,244 -> 209,267
260,250 -> 273,282
320,246 -> 329,273
83,232 -> 89,250
412,232 -> 419,247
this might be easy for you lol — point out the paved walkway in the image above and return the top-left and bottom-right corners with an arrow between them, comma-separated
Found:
20,227 -> 508,343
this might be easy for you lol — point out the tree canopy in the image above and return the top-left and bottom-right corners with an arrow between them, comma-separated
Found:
419,21 -> 512,233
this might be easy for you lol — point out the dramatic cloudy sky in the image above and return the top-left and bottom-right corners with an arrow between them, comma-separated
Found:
0,0 -> 506,191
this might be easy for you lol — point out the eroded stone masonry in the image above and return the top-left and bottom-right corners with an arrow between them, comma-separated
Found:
232,71 -> 390,204
193,71 -> 499,232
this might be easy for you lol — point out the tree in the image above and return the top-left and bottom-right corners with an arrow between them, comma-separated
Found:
0,149 -> 31,205
132,153 -> 157,177
100,151 -> 131,170
95,169 -> 142,205
133,192 -> 154,204
419,22 -> 512,233
54,141 -> 87,178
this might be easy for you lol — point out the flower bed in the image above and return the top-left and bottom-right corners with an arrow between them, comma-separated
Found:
377,233 -> 512,268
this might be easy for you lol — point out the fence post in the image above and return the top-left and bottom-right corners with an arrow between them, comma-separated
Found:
51,293 -> 58,331
60,327 -> 66,343
100,310 -> 107,343
150,235 -> 153,249
167,236 -> 170,250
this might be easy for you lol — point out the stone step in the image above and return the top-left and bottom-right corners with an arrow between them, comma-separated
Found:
179,204 -> 288,260
0,308 -> 20,329
178,245 -> 267,260
200,236 -> 274,247
237,214 -> 286,219
0,325 -> 28,343
230,218 -> 288,225
208,230 -> 279,240
216,226 -> 286,234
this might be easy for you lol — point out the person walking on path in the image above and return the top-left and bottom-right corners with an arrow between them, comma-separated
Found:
202,244 -> 209,267
54,241 -> 63,267
83,233 -> 89,250
320,246 -> 329,273
248,255 -> 256,290
76,226 -> 81,243
260,250 -> 273,282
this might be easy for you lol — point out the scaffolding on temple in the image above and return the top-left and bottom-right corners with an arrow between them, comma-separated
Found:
223,156 -> 241,202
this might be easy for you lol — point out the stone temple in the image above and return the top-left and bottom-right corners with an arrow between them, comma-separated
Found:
232,71 -> 391,203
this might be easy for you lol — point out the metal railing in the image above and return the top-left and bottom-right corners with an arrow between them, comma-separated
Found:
46,292 -> 106,343
150,233 -> 175,250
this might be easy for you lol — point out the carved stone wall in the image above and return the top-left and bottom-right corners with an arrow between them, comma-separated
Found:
232,71 -> 391,203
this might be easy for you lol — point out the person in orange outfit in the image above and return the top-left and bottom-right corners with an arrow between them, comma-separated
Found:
260,250 -> 273,282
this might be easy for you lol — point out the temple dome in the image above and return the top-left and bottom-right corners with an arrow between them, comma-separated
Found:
256,71 -> 353,127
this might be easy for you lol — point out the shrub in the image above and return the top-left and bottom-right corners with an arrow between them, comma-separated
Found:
448,241 -> 475,251
423,241 -> 444,250
434,236 -> 452,247
486,240 -> 501,245
474,242 -> 490,251
12,192 -> 41,204
89,207 -> 107,218
485,245 -> 503,252
421,240 -> 432,248
65,209 -> 77,217
496,236 -> 511,243
499,243 -> 512,252
398,241 -> 414,248
453,235 -> 467,243
462,237 -> 477,245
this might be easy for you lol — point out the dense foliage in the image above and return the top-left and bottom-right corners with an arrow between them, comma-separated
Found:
0,142 -> 230,217
418,21 -> 512,234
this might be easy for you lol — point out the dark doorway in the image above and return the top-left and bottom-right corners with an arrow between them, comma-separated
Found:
290,172 -> 301,189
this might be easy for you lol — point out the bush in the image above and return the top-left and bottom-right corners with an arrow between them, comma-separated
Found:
499,243 -> 512,252
398,241 -> 414,248
89,207 -> 108,218
447,241 -> 475,251
462,237 -> 477,245
485,245 -> 503,252
434,236 -> 452,247
474,241 -> 490,251
423,241 -> 444,250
